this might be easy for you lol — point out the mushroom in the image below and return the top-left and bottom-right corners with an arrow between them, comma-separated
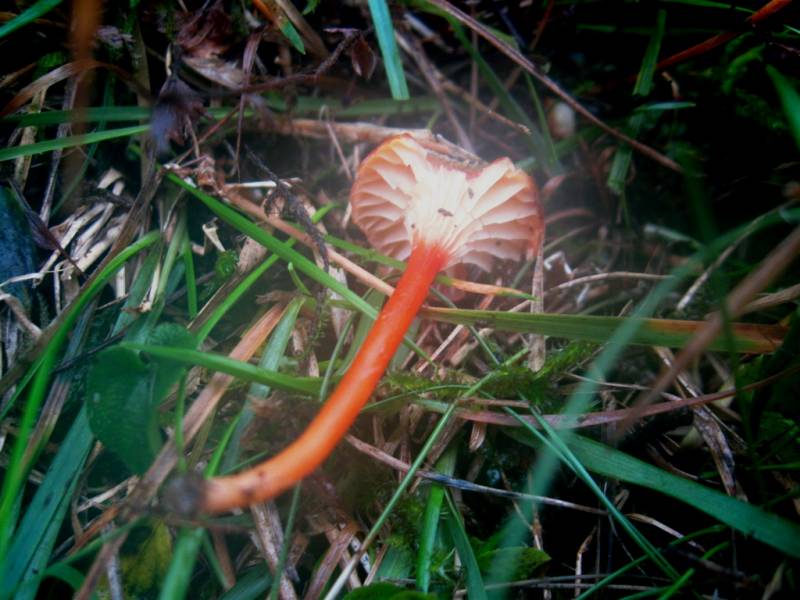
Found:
192,135 -> 543,513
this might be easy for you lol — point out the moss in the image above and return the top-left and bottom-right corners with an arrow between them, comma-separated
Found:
534,340 -> 599,381
483,365 -> 548,401
381,371 -> 468,402
385,493 -> 426,552
32,52 -> 69,79
213,249 -> 238,281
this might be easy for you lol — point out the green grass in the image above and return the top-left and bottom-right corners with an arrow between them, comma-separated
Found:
1,2 -> 799,598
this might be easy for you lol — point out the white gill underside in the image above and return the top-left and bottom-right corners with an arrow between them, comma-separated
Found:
350,137 -> 540,270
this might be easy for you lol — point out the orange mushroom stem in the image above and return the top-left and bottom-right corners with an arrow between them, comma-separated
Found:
191,135 -> 543,514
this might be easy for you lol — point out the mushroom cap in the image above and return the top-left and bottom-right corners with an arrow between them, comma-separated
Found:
350,135 -> 543,271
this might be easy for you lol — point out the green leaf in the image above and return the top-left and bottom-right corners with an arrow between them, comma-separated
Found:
634,9 -> 666,97
86,347 -> 162,474
476,547 -> 550,579
41,563 -> 84,591
608,10 -> 666,194
416,447 -> 456,593
367,0 -> 410,100
0,125 -> 149,162
767,66 -> 800,150
222,298 -> 305,473
344,582 -> 435,599
423,308 -> 782,354
0,98 -> 442,127
279,20 -> 305,54
0,409 -> 93,599
157,528 -> 204,600
301,0 -> 321,15
444,493 -> 487,600
635,101 -> 696,112
218,567 -> 271,600
123,344 -> 323,396
0,231 -> 160,566
0,0 -> 62,40
374,545 -> 415,581
87,324 -> 197,474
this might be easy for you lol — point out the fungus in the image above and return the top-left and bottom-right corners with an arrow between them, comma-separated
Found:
192,135 -> 543,513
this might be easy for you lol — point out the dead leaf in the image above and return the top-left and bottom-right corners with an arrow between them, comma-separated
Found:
349,34 -> 376,80
176,0 -> 234,59
150,76 -> 205,156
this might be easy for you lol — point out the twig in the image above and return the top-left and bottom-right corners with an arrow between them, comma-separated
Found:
224,186 -> 529,299
548,271 -> 669,293
0,293 -> 41,338
653,0 -> 792,73
417,363 -> 800,430
40,78 -> 77,224
235,30 -> 358,95
250,503 -> 298,600
741,282 -> 800,315
397,32 -> 474,152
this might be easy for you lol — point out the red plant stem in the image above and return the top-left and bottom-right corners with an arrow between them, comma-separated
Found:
653,0 -> 792,73
200,241 -> 450,512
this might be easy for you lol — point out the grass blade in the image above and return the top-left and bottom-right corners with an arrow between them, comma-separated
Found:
121,344 -> 323,396
367,0 -> 410,100
0,409 -> 93,599
608,9 -> 666,195
416,446 -> 456,592
422,308 -> 784,354
166,173 -> 377,319
279,20 -> 305,54
159,414 -> 242,599
634,9 -> 667,97
507,408 -> 677,579
768,66 -> 800,149
221,298 -> 305,473
0,125 -> 149,162
0,0 -> 61,40
510,431 -> 800,559
167,173 -> 432,362
443,492 -> 488,600
0,231 -> 160,567
0,97 -> 441,127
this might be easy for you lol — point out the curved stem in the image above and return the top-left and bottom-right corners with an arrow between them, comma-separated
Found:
200,241 -> 450,512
